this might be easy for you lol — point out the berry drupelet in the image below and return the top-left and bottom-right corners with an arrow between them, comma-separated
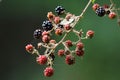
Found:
58,49 -> 65,56
55,6 -> 65,15
96,7 -> 106,17
33,29 -> 42,39
42,20 -> 53,31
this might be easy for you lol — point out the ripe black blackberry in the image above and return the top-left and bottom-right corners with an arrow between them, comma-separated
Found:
55,6 -> 65,15
33,29 -> 42,39
96,7 -> 105,17
42,20 -> 53,31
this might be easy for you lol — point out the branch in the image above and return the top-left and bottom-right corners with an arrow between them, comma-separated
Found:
55,0 -> 92,48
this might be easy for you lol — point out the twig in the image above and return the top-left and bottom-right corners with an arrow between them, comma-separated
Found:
79,0 -> 92,17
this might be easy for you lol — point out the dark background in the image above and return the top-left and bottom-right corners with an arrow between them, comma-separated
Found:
0,0 -> 120,80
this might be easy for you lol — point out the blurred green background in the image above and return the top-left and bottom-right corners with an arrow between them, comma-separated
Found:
0,0 -> 120,80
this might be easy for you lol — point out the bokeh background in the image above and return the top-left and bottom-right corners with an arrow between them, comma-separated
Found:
0,0 -> 120,80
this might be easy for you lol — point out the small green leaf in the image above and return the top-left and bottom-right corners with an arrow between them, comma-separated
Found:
91,0 -> 95,3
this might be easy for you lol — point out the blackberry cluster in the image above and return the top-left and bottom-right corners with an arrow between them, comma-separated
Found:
96,7 -> 105,17
42,20 -> 53,31
26,5 -> 95,77
33,29 -> 42,39
55,6 -> 65,15
93,3 -> 117,19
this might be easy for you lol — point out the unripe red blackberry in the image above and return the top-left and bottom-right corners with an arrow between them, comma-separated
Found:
103,4 -> 109,9
65,55 -> 75,65
55,6 -> 65,15
76,42 -> 84,49
58,49 -> 65,56
42,35 -> 50,43
65,40 -> 73,47
49,40 -> 56,44
25,44 -> 34,52
55,28 -> 62,35
96,7 -> 106,17
75,49 -> 84,56
36,55 -> 47,65
54,16 -> 60,24
42,20 -> 53,31
65,14 -> 72,21
47,12 -> 55,20
86,30 -> 94,38
108,12 -> 116,19
42,31 -> 49,36
64,24 -> 71,30
33,29 -> 42,39
92,3 -> 100,11
44,67 -> 54,77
